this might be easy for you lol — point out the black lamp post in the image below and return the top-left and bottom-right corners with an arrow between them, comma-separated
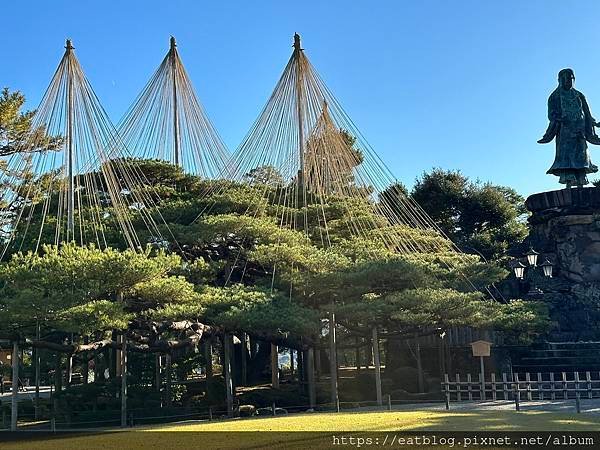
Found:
510,247 -> 553,298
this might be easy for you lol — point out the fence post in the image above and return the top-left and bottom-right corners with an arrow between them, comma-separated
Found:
479,356 -> 485,401
456,374 -> 461,401
550,373 -> 556,400
50,417 -> 56,432
502,373 -> 508,400
562,372 -> 567,400
576,393 -> 581,413
467,374 -> 473,401
513,383 -> 520,411
208,407 -> 213,421
537,373 -> 543,401
444,374 -> 450,406
387,394 -> 392,411
575,372 -> 581,403
586,372 -> 592,399
272,402 -> 276,416
491,373 -> 496,401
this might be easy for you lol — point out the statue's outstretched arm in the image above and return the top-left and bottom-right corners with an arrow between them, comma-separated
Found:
538,121 -> 559,144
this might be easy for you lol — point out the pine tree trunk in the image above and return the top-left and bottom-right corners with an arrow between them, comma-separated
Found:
34,323 -> 41,420
366,337 -> 373,368
305,348 -> 316,408
155,354 -> 161,393
115,334 -> 123,377
271,344 -> 279,388
54,353 -> 62,392
82,336 -> 89,385
165,353 -> 172,407
415,340 -> 424,393
372,328 -> 382,406
355,336 -> 361,371
329,308 -> 339,408
120,338 -> 127,427
223,334 -> 234,416
11,340 -> 19,431
240,333 -> 247,386
297,350 -> 304,394
314,348 -> 322,379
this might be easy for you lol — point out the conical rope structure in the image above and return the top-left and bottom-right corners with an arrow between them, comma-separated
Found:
117,37 -> 230,176
0,40 -> 170,259
194,34 -> 501,299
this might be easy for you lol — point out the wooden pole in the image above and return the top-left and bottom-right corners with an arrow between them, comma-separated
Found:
224,334 -> 234,416
416,340 -> 424,393
94,349 -> 101,383
82,336 -> 89,385
271,343 -> 279,388
355,337 -> 361,371
240,333 -> 247,386
293,33 -> 305,183
480,355 -> 485,401
230,337 -> 237,390
306,348 -> 316,408
155,354 -> 161,393
65,39 -> 75,241
297,350 -> 304,394
66,334 -> 74,386
120,337 -> 127,427
165,353 -> 172,406
314,348 -> 322,380
54,353 -> 62,393
329,306 -> 339,408
11,340 -> 19,431
366,336 -> 373,368
372,328 -> 383,406
34,322 -> 41,420
205,339 -> 213,381
170,36 -> 181,167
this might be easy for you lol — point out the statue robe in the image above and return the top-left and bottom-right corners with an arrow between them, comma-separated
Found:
546,87 -> 598,184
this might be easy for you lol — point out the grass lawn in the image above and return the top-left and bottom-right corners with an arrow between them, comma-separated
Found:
3,409 -> 600,449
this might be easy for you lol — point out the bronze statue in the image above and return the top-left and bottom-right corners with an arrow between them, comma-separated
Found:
538,68 -> 600,187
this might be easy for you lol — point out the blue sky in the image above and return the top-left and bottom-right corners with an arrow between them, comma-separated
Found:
2,1 -> 600,196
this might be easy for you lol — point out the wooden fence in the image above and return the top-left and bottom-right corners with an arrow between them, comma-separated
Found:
442,372 -> 600,401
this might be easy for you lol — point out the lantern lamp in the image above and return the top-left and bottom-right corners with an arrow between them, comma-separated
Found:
512,261 -> 526,279
525,247 -> 539,267
540,258 -> 553,278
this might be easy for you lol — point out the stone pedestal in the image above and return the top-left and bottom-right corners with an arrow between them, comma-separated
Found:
524,187 -> 600,340
526,187 -> 600,283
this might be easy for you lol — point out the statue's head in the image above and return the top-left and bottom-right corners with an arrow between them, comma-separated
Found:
558,68 -> 575,90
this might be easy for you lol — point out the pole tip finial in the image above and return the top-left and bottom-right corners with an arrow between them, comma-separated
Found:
65,39 -> 74,51
293,33 -> 302,51
170,36 -> 177,49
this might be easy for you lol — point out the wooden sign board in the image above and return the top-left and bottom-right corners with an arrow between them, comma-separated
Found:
470,340 -> 492,357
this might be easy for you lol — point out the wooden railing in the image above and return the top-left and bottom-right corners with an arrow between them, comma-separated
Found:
442,371 -> 600,401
